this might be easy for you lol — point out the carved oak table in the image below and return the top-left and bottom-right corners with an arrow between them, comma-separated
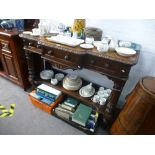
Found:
19,34 -> 140,127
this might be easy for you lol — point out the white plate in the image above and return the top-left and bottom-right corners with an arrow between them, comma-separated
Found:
31,33 -> 40,36
22,31 -> 32,35
115,47 -> 136,57
80,44 -> 94,49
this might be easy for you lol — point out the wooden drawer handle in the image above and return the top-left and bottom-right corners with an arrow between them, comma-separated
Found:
104,63 -> 109,68
29,42 -> 33,46
2,43 -> 9,50
47,50 -> 53,54
37,44 -> 41,48
90,59 -> 95,64
64,55 -> 69,60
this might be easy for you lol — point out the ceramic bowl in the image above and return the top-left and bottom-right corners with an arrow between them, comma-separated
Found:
55,73 -> 64,81
51,78 -> 58,85
40,70 -> 54,80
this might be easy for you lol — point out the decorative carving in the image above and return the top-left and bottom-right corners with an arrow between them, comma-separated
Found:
25,51 -> 35,88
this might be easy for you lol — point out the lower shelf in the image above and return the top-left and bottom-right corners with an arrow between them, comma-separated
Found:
52,111 -> 98,134
28,90 -> 99,134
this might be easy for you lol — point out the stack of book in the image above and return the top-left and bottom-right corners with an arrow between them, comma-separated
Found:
35,84 -> 62,105
72,103 -> 99,132
54,97 -> 79,120
72,103 -> 92,127
29,84 -> 64,114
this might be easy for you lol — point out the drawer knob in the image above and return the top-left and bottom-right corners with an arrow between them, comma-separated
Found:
121,69 -> 125,73
64,55 -> 69,60
78,65 -> 81,69
90,59 -> 95,64
29,42 -> 32,46
105,63 -> 109,68
37,44 -> 41,48
48,50 -> 53,54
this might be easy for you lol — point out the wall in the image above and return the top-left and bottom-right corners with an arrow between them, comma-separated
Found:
42,19 -> 155,107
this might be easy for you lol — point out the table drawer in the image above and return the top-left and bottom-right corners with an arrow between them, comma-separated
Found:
43,46 -> 83,69
84,55 -> 131,77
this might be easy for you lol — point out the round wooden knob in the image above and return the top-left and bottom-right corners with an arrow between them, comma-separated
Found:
78,65 -> 81,69
121,69 -> 125,73
37,44 -> 41,48
90,59 -> 95,64
104,63 -> 109,68
64,55 -> 69,60
29,42 -> 32,46
48,50 -> 53,54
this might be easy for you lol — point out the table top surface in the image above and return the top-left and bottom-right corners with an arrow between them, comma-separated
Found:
19,33 -> 141,65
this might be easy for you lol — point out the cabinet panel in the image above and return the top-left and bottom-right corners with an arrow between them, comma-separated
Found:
1,52 -> 18,80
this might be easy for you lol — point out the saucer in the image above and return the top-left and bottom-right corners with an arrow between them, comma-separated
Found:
79,87 -> 95,98
80,44 -> 94,49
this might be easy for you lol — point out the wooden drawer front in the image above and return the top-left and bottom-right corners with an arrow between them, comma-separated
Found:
0,40 -> 11,54
1,52 -> 18,80
44,47 -> 82,68
84,55 -> 130,77
23,39 -> 43,54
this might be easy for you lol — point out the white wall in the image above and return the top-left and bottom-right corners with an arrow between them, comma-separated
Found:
42,19 -> 155,107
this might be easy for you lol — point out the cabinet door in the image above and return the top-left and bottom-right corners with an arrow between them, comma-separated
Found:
1,52 -> 19,80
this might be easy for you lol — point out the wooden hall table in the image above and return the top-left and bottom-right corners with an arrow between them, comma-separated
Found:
19,33 -> 141,128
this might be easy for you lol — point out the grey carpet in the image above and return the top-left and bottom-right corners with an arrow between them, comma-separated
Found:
0,77 -> 107,135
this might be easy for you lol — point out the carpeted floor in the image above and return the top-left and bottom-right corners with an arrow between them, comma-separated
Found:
0,77 -> 107,135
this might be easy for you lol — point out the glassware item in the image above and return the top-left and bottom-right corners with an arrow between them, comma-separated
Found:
72,31 -> 78,38
72,19 -> 86,33
15,19 -> 24,31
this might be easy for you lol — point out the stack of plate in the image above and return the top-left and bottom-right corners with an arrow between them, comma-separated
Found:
63,74 -> 82,91
40,70 -> 54,80
84,27 -> 103,41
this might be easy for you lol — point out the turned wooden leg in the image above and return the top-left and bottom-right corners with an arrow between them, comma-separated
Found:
102,79 -> 127,128
25,51 -> 35,89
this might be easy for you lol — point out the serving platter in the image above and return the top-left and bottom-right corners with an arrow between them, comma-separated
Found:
80,44 -> 94,49
46,35 -> 84,47
115,47 -> 136,57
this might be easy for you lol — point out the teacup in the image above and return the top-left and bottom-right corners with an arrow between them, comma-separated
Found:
97,90 -> 105,96
91,95 -> 100,103
51,78 -> 58,85
103,93 -> 109,99
105,89 -> 112,94
99,98 -> 106,105
99,87 -> 105,91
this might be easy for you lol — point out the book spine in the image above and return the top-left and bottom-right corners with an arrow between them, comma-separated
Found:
60,104 -> 75,112
36,91 -> 56,101
64,102 -> 75,108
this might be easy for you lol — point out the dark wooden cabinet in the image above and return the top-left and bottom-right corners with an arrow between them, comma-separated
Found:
0,29 -> 29,90
1,52 -> 19,80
